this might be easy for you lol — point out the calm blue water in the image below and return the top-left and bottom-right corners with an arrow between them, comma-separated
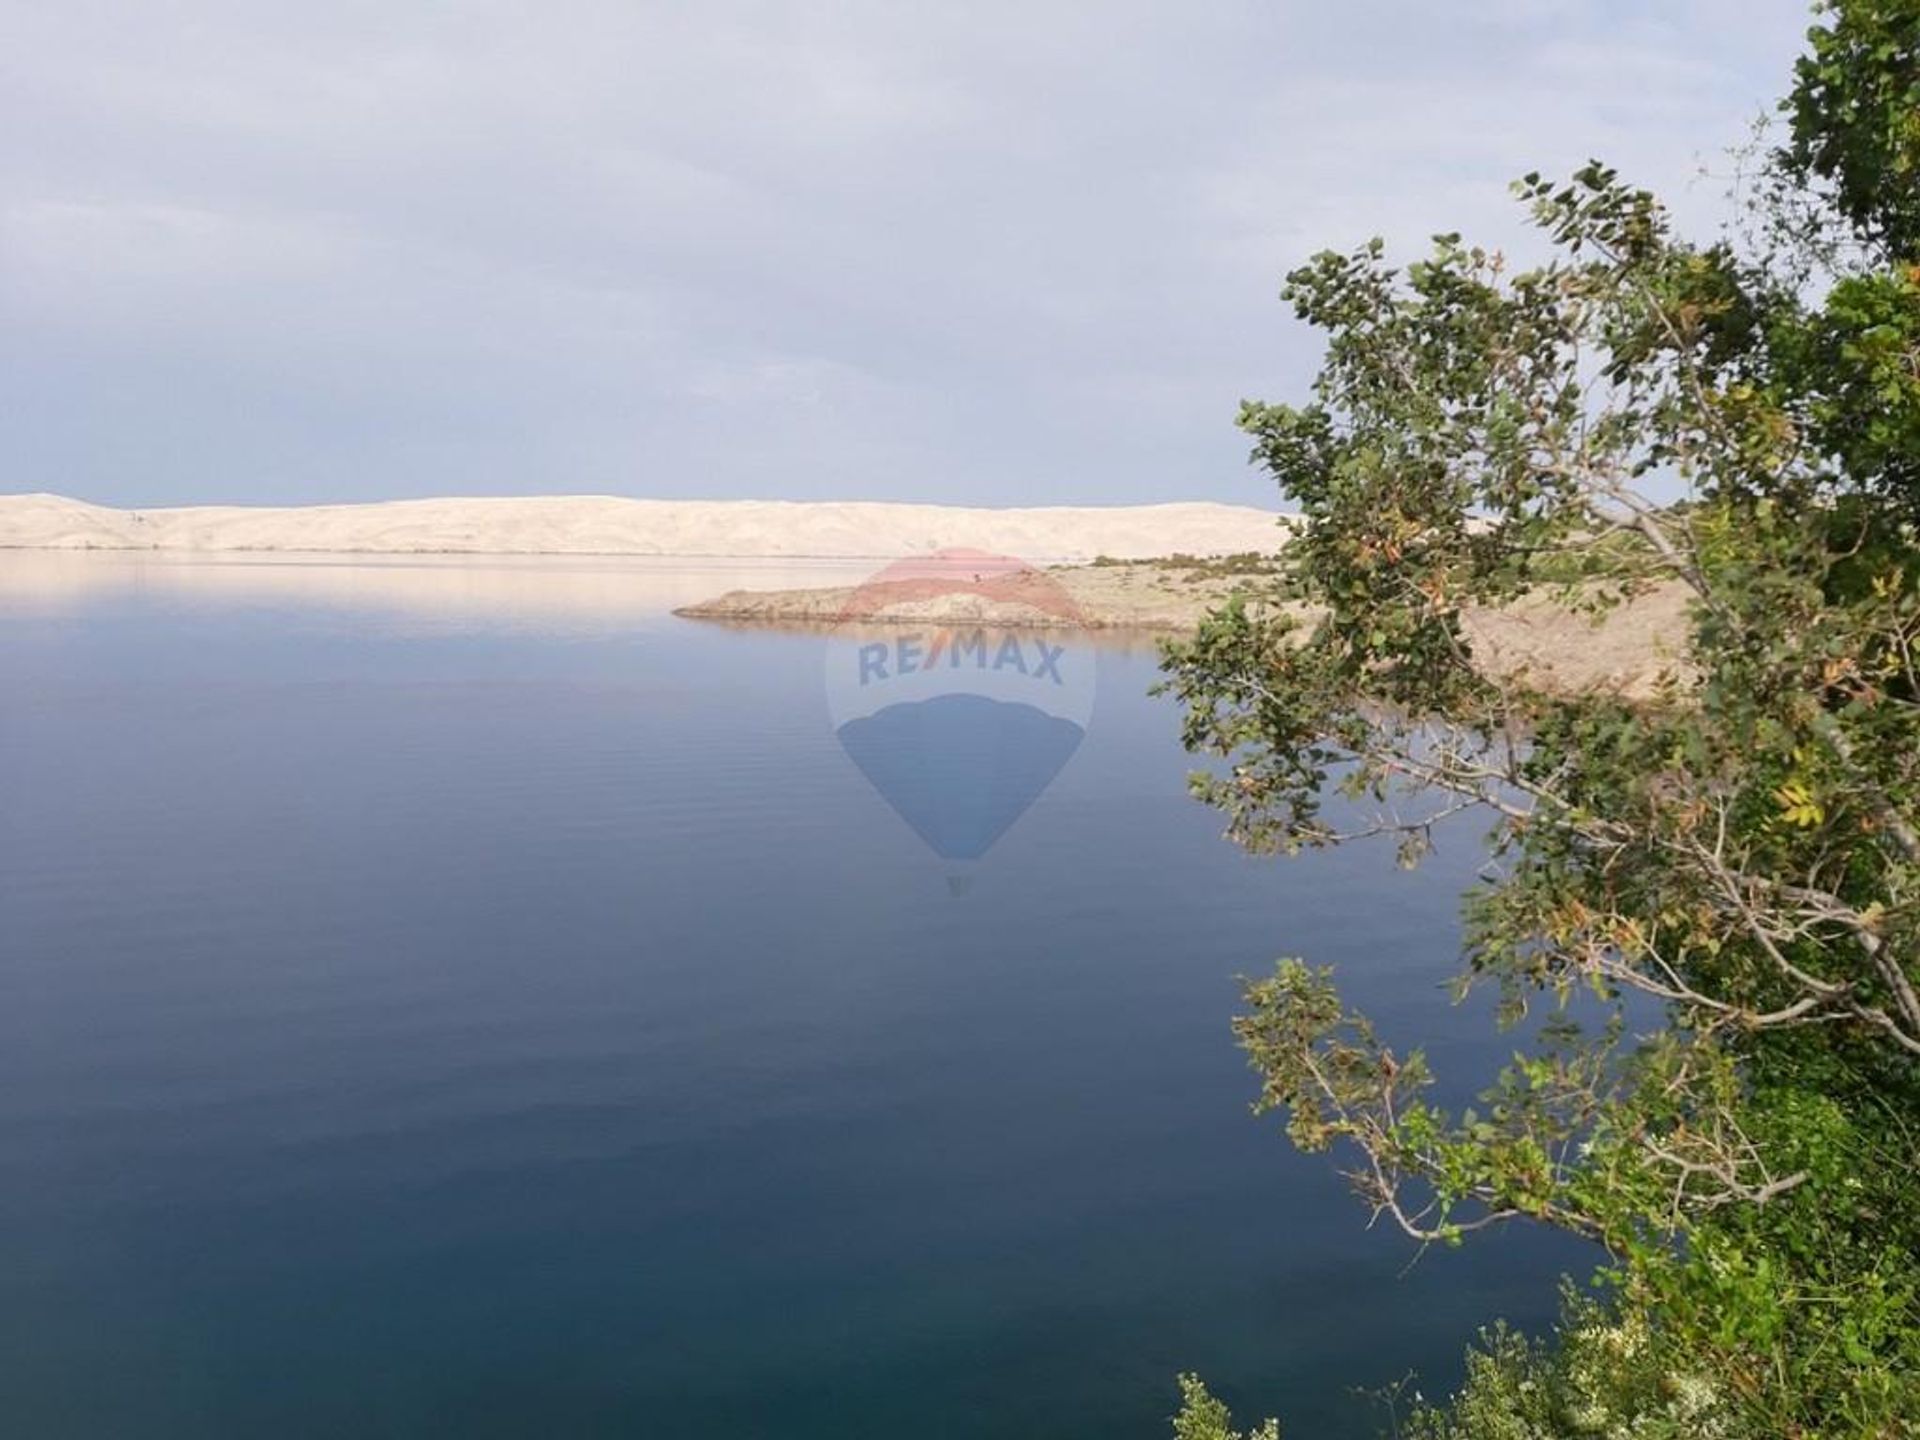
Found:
0,556 -> 1584,1438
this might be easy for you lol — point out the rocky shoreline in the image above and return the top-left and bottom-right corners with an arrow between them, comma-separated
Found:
676,557 -> 1694,698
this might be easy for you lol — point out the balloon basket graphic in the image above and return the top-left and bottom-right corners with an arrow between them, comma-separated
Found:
824,550 -> 1096,886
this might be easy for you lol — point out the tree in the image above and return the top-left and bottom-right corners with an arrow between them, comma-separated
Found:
1163,2 -> 1920,1433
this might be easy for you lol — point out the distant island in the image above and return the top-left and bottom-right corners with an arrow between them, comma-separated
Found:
0,493 -> 1289,562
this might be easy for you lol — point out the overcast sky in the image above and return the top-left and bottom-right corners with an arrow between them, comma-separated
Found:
2,1 -> 1816,508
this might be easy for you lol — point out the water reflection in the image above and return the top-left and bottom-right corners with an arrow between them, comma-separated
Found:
0,551 -> 878,632
0,551 -> 1175,652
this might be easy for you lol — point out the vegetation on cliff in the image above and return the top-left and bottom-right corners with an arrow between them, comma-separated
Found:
1163,3 -> 1920,1433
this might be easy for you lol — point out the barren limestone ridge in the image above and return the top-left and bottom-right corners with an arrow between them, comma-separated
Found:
677,558 -> 1695,699
0,493 -> 1290,562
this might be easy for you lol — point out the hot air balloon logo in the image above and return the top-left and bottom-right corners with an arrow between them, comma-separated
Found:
824,551 -> 1095,877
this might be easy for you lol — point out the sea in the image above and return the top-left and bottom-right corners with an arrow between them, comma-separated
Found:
0,552 -> 1586,1438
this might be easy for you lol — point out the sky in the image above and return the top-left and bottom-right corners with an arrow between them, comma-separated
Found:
1,1 -> 1818,509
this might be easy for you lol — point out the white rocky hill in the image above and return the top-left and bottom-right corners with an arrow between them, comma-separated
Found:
0,493 -> 1292,562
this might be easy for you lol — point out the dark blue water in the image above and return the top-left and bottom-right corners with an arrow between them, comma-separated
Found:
0,558 -> 1584,1438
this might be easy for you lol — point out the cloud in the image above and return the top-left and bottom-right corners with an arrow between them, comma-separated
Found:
0,0 -> 1816,505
